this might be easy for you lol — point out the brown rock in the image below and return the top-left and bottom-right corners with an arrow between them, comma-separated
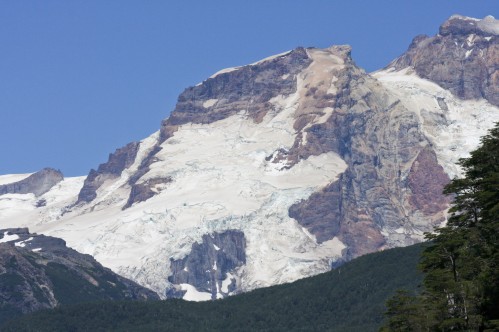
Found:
407,148 -> 451,215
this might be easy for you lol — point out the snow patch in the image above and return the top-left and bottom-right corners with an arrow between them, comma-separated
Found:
180,284 -> 212,301
15,237 -> 33,247
221,273 -> 233,293
466,34 -> 475,47
0,232 -> 19,243
449,15 -> 480,22
208,50 -> 291,81
203,99 -> 218,108
209,67 -> 240,79
249,50 -> 291,66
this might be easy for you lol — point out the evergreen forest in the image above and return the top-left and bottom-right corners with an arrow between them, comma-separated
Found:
2,243 -> 423,331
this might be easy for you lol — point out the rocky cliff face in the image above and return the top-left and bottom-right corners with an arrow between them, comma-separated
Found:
0,15 -> 498,302
288,84 -> 439,257
76,142 -> 140,205
388,15 -> 499,107
167,230 -> 246,300
0,228 -> 158,320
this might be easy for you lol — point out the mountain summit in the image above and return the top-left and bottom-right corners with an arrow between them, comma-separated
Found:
0,16 -> 497,300
387,15 -> 498,106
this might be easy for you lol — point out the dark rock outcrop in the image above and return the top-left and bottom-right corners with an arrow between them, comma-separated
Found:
289,181 -> 343,243
123,176 -> 172,209
0,168 -> 63,197
388,15 -> 499,106
76,142 -> 140,205
0,228 -> 159,319
167,230 -> 246,300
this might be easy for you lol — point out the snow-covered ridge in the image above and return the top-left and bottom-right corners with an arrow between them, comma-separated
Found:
478,15 -> 499,35
249,50 -> 292,66
208,66 -> 240,79
447,15 -> 499,35
208,50 -> 292,80
0,173 -> 32,186
449,14 -> 480,22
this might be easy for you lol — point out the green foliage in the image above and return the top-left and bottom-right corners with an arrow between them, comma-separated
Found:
381,123 -> 499,331
0,273 -> 26,302
0,304 -> 22,326
1,243 -> 424,332
380,290 -> 427,332
45,262 -> 130,305
0,273 -> 24,289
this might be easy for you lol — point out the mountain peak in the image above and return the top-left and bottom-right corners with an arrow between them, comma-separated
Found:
0,168 -> 63,197
386,14 -> 498,106
440,15 -> 499,36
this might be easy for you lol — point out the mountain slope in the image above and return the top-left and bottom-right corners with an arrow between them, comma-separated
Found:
0,15 -> 497,300
1,243 -> 424,332
0,228 -> 159,324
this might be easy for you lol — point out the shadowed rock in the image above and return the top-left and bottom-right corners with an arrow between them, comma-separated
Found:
0,228 -> 159,317
167,230 -> 246,300
76,142 -> 140,205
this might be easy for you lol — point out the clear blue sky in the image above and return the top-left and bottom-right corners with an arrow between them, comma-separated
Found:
1,1 -> 496,176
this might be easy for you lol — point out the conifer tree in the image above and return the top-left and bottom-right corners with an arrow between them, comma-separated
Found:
381,123 -> 499,331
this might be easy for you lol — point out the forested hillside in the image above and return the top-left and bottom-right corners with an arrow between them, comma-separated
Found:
2,243 -> 424,332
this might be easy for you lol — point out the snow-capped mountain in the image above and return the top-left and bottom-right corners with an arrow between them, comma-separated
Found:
1,15 -> 498,300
